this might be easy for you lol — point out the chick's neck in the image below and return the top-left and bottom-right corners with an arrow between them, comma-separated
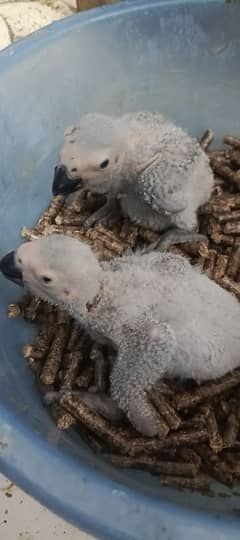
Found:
69,274 -> 113,326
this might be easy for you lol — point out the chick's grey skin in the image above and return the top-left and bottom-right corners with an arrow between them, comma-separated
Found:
54,112 -> 213,249
2,234 -> 240,437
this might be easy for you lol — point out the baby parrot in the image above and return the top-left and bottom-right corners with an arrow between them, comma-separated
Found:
53,112 -> 213,250
1,235 -> 240,436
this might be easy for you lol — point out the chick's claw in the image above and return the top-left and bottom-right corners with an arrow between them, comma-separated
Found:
77,391 -> 124,423
127,396 -> 166,438
83,197 -> 121,230
145,229 -> 208,253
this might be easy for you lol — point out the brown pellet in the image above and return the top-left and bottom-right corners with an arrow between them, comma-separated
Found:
77,332 -> 93,360
40,325 -> 69,385
224,452 -> 240,472
224,222 -> 240,235
213,254 -> 228,280
201,406 -> 223,453
212,163 -> 237,184
200,129 -> 214,151
200,194 -> 240,215
218,400 -> 231,419
207,149 -> 228,158
230,150 -> 240,168
213,177 -> 226,189
210,155 -> 231,168
129,428 -> 209,457
55,205 -> 86,227
210,161 -> 231,176
44,225 -> 87,241
169,246 -> 187,258
71,190 -> 88,214
111,454 -> 199,477
198,445 -> 233,486
61,350 -> 82,391
86,225 -> 126,256
35,195 -> 65,232
226,244 -> 240,279
213,232 -> 234,246
26,357 -> 41,375
223,413 -> 240,448
217,276 -> 240,299
149,391 -> 181,430
29,320 -> 56,361
211,185 -> 224,198
203,250 -> 217,279
119,221 -> 139,247
50,403 -> 76,430
208,221 -> 234,246
181,411 -> 207,431
23,297 -> 42,321
174,370 -> 240,410
158,474 -> 210,491
155,414 -> 170,439
21,226 -> 41,241
60,394 -> 132,453
7,303 -> 22,318
181,241 -> 208,257
75,365 -> 94,389
152,381 -> 174,397
90,345 -> 107,393
67,320 -> 81,352
198,242 -> 210,259
56,310 -> 71,326
218,210 -> 240,224
92,240 -> 116,261
194,256 -> 206,272
22,344 -> 34,359
223,135 -> 240,149
178,448 -> 202,468
138,228 -> 159,244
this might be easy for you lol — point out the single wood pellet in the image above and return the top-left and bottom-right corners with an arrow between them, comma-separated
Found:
200,129 -> 214,151
110,454 -> 200,477
149,391 -> 181,431
40,325 -> 69,385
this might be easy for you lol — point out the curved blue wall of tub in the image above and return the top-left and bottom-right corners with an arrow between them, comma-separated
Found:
0,1 -> 240,538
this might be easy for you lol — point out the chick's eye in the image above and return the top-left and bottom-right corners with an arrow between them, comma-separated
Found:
42,276 -> 52,283
18,258 -> 22,264
100,159 -> 109,169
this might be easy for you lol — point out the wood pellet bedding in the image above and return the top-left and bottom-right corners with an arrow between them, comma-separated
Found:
8,131 -> 240,493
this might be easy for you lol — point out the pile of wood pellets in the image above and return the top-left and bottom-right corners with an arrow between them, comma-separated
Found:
8,131 -> 240,493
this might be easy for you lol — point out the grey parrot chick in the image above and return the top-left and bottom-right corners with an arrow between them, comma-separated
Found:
1,234 -> 240,437
53,112 -> 213,249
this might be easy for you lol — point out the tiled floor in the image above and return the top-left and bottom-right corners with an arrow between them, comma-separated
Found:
0,475 -> 95,540
0,473 -> 94,539
0,0 -> 73,50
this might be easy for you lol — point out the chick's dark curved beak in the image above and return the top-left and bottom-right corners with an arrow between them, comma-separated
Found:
52,165 -> 83,196
0,251 -> 23,287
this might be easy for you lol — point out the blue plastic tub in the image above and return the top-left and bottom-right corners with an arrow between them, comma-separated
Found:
0,1 -> 240,538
